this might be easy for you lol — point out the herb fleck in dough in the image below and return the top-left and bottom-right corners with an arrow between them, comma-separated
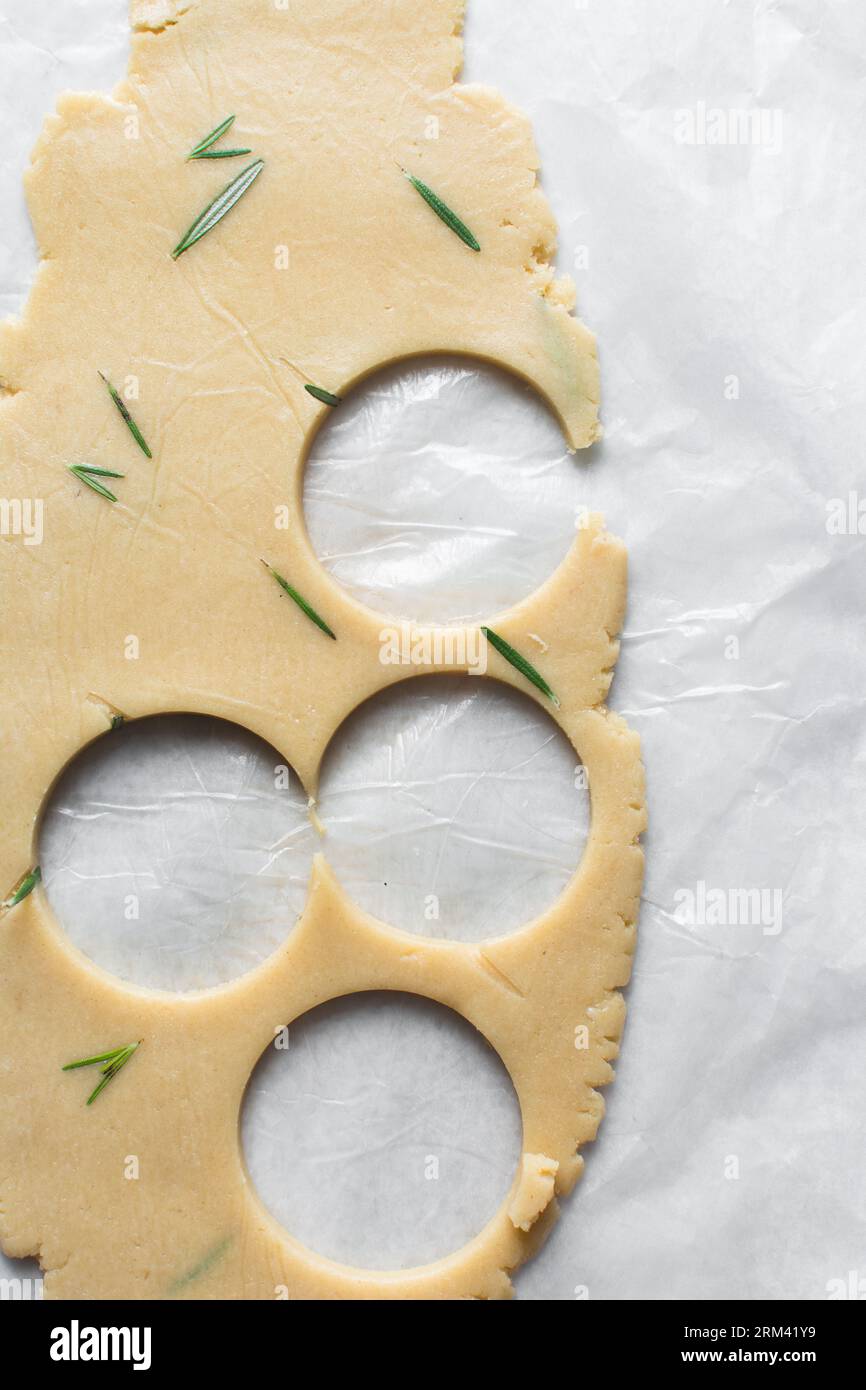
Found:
0,0 -> 644,1299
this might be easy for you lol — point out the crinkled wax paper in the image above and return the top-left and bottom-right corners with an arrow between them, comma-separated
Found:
1,0 -> 864,1299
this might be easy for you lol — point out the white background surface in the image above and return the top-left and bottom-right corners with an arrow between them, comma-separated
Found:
2,0 -> 865,1300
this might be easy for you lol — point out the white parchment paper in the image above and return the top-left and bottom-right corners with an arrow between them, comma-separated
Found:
1,0 -> 864,1300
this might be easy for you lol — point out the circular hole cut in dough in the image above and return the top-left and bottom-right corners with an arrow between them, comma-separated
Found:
317,675 -> 590,942
38,714 -> 316,993
242,992 -> 522,1271
303,355 -> 586,625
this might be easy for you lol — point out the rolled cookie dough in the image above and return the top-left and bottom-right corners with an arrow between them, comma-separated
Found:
0,0 -> 644,1299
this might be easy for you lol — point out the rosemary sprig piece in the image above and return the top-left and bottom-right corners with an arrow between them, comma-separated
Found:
3,866 -> 40,909
99,372 -> 152,458
481,627 -> 559,706
171,159 -> 265,259
68,464 -> 125,503
402,170 -> 481,252
169,1237 -> 233,1295
305,384 -> 342,408
110,714 -> 125,731
261,560 -> 336,640
187,114 -> 238,159
62,1041 -> 140,1107
189,148 -> 253,159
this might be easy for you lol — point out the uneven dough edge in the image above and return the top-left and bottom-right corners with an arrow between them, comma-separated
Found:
0,0 -> 638,1300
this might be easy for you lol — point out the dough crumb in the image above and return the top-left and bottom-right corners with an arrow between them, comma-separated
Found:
508,1153 -> 559,1232
307,797 -> 326,838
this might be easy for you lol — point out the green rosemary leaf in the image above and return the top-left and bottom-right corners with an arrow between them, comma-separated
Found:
68,464 -> 123,503
4,866 -> 40,909
481,627 -> 559,706
189,148 -> 253,160
187,114 -> 236,159
62,1041 -> 140,1106
169,1237 -> 233,1295
63,1047 -> 129,1072
171,159 -> 265,259
261,560 -> 336,640
110,714 -> 125,731
304,384 -> 342,408
85,1057 -> 130,1106
98,373 -> 152,458
403,170 -> 481,252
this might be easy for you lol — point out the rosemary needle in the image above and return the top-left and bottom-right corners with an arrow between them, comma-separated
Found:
305,384 -> 342,407
4,866 -> 40,909
169,1237 -> 233,1295
189,148 -> 253,159
63,1041 -> 140,1107
99,372 -> 152,458
481,627 -> 559,706
68,463 -> 125,503
171,159 -> 265,259
403,170 -> 481,252
187,114 -> 238,159
261,560 -> 336,640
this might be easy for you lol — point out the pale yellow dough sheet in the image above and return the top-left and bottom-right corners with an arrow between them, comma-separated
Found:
0,0 -> 644,1299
